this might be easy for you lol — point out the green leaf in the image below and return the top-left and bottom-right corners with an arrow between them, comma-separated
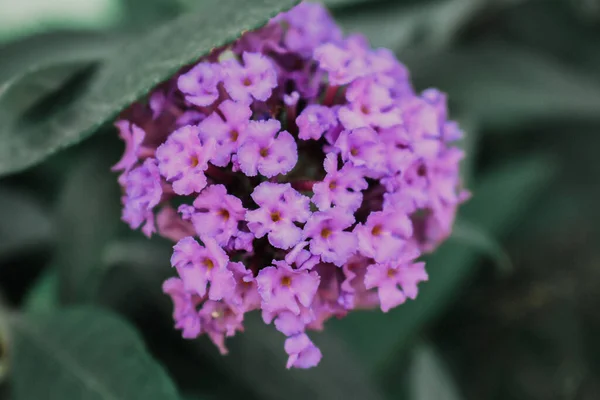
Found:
0,31 -> 117,84
410,343 -> 463,400
24,267 -> 59,315
53,138 -> 122,303
9,306 -> 180,400
409,42 -> 600,129
335,0 -> 484,51
0,0 -> 300,177
0,186 -> 54,259
331,155 -> 555,371
192,313 -> 385,400
451,220 -> 512,275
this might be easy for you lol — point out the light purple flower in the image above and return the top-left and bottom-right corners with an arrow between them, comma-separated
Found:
162,277 -> 202,339
199,300 -> 244,354
178,62 -> 222,107
312,153 -> 368,212
237,119 -> 298,177
156,125 -> 216,195
121,158 -> 163,237
313,36 -> 369,86
364,246 -> 427,312
197,100 -> 252,167
223,52 -> 277,103
171,237 -> 235,300
280,2 -> 342,57
296,105 -> 337,140
246,182 -> 311,249
284,333 -> 322,369
303,208 -> 357,266
334,127 -> 386,173
156,205 -> 196,242
182,184 -> 246,246
227,262 -> 261,312
338,78 -> 402,130
112,120 -> 146,178
256,261 -> 320,316
354,209 -> 413,263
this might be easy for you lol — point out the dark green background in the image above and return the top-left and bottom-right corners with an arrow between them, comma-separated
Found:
1,0 -> 599,399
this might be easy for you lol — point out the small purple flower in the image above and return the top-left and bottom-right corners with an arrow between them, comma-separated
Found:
181,184 -> 246,246
156,125 -> 216,195
199,300 -> 244,354
354,209 -> 413,263
236,119 -> 298,177
296,105 -> 337,140
256,261 -> 320,316
280,2 -> 342,57
303,208 -> 357,266
162,277 -> 202,339
313,37 -> 369,86
171,237 -> 235,300
223,52 -> 277,103
334,127 -> 386,173
338,78 -> 402,130
285,241 -> 320,270
197,100 -> 252,167
121,158 -> 163,237
284,333 -> 322,369
246,182 -> 311,249
178,62 -> 222,107
379,125 -> 419,173
312,153 -> 368,212
112,120 -> 146,178
156,205 -> 196,242
273,310 -> 310,336
227,261 -> 261,312
364,247 -> 427,312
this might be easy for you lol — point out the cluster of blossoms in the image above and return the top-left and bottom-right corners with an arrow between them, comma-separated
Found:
112,2 -> 468,369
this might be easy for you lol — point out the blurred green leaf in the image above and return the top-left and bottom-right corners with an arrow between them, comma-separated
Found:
193,313 -> 385,400
0,0 -> 300,177
410,343 -> 463,400
451,220 -> 512,275
24,267 -> 59,315
335,0 -> 483,51
9,306 -> 180,400
0,186 -> 54,259
54,139 -> 122,303
409,42 -> 600,129
0,31 -> 117,84
331,155 -> 555,371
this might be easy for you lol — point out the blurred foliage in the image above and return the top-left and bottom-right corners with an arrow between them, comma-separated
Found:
1,0 -> 600,399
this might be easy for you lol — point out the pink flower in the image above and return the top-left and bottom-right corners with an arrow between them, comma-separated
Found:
256,261 -> 320,316
223,52 -> 277,103
364,246 -> 427,312
246,182 -> 311,249
111,120 -> 146,179
171,237 -> 235,300
354,209 -> 413,263
296,105 -> 337,140
284,333 -> 322,369
121,158 -> 163,237
312,153 -> 367,212
197,100 -> 252,167
303,209 -> 357,266
162,277 -> 202,339
178,62 -> 222,107
236,119 -> 297,177
156,125 -> 216,195
182,184 -> 246,246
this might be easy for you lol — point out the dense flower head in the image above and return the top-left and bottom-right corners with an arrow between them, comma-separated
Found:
113,2 -> 467,369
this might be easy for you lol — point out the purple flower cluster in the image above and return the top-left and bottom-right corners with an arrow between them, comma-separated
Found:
112,2 -> 468,369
